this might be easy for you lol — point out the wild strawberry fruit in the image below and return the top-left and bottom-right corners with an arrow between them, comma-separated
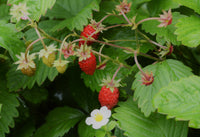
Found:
76,45 -> 96,75
15,52 -> 36,76
38,44 -> 57,67
42,52 -> 56,67
53,60 -> 69,74
166,45 -> 173,56
98,78 -> 121,109
98,86 -> 119,109
79,20 -> 103,47
21,66 -> 36,76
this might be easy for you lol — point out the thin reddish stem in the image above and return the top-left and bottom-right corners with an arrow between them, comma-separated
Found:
134,51 -> 148,79
25,37 -> 45,62
110,66 -> 122,84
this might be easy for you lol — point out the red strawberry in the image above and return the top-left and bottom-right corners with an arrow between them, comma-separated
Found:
76,45 -> 96,75
98,86 -> 119,109
78,52 -> 96,75
79,24 -> 100,47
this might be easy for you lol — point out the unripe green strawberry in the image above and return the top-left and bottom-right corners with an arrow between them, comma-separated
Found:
14,52 -> 36,77
21,66 -> 36,76
42,52 -> 56,67
53,60 -> 69,74
38,44 -> 57,67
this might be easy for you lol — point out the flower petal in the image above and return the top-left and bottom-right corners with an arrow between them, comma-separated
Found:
100,106 -> 111,118
91,109 -> 99,117
85,117 -> 95,125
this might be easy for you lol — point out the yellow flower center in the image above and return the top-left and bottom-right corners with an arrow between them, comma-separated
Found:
95,113 -> 103,122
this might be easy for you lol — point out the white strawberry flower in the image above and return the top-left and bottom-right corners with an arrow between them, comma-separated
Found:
10,3 -> 30,22
14,52 -> 36,70
85,106 -> 111,129
38,44 -> 57,59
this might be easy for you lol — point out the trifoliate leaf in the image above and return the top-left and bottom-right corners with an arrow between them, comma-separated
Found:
132,59 -> 193,117
113,98 -> 188,137
175,16 -> 200,47
153,75 -> 200,128
33,107 -> 84,137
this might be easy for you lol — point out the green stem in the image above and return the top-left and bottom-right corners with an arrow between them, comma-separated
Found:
137,30 -> 166,49
92,50 -> 131,69
38,28 -> 62,43
34,27 -> 47,51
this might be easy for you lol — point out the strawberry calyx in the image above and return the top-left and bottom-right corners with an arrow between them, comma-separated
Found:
141,71 -> 154,86
76,45 -> 92,61
101,77 -> 121,92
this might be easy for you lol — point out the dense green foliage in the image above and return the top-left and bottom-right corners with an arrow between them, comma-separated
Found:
0,0 -> 200,137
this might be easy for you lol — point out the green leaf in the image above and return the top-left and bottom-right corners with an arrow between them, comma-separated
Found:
0,4 -> 11,21
113,98 -> 188,137
6,59 -> 58,91
8,0 -> 56,21
22,86 -> 48,104
78,119 -> 98,137
153,75 -> 200,128
132,59 -> 193,117
0,21 -> 25,61
47,0 -> 100,31
175,16 -> 200,47
142,12 -> 185,45
147,0 -> 179,16
0,90 -> 19,137
33,107 -> 84,137
173,0 -> 200,14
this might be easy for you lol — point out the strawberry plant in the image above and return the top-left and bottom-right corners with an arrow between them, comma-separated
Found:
1,0 -> 200,137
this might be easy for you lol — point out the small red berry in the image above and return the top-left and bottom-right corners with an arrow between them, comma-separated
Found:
98,86 -> 119,109
79,24 -> 100,47
78,52 -> 96,75
166,45 -> 173,56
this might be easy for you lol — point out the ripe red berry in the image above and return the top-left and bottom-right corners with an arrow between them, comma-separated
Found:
78,52 -> 96,75
98,86 -> 119,109
79,24 -> 100,47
